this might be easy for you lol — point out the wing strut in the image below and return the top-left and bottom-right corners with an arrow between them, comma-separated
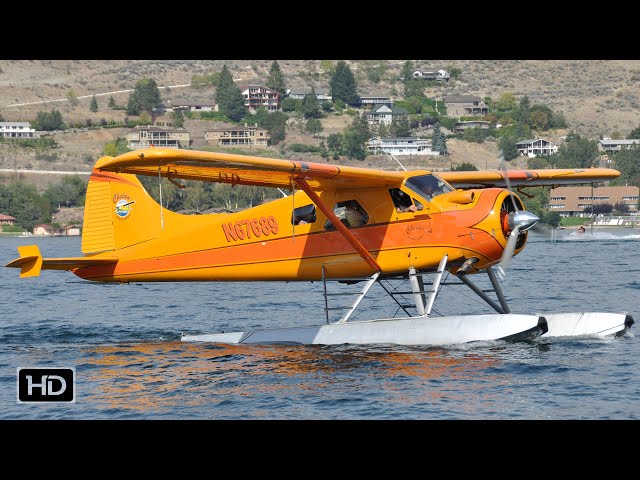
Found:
294,178 -> 381,272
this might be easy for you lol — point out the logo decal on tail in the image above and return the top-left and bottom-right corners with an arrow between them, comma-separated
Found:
114,193 -> 135,218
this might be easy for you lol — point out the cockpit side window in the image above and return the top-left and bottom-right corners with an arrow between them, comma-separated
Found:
324,200 -> 369,230
292,204 -> 316,225
389,188 -> 422,213
405,174 -> 453,201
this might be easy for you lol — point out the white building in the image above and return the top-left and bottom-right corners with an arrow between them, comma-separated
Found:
359,95 -> 392,107
598,138 -> 640,153
0,122 -> 39,138
367,137 -> 438,156
412,69 -> 450,81
516,138 -> 558,157
285,88 -> 332,101
366,105 -> 408,126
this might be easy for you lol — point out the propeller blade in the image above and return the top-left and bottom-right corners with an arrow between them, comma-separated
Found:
496,225 -> 520,280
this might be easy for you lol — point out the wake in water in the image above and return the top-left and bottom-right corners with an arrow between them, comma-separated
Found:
556,230 -> 640,242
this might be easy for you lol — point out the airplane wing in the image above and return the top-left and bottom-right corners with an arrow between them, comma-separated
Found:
95,148 -> 411,190
5,245 -> 118,278
439,168 -> 620,189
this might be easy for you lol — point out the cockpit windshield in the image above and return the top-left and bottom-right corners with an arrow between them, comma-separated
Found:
405,174 -> 454,201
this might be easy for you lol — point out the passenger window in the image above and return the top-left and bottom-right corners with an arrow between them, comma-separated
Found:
292,204 -> 316,225
389,188 -> 423,213
324,200 -> 369,230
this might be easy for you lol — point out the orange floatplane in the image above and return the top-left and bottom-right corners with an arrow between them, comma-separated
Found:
6,148 -> 634,345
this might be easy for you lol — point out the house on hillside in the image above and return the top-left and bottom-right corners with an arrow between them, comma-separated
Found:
285,88 -> 332,101
367,137 -> 438,156
359,95 -> 392,107
597,138 -> 640,153
205,124 -> 269,148
0,214 -> 16,225
412,69 -> 450,81
160,101 -> 218,113
366,105 -> 408,126
516,138 -> 558,157
442,95 -> 488,117
454,120 -> 491,133
240,85 -> 280,112
0,122 -> 39,139
33,224 -> 80,236
127,125 -> 190,149
549,186 -> 639,217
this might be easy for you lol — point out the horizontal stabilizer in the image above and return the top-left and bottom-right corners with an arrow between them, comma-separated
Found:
5,245 -> 118,277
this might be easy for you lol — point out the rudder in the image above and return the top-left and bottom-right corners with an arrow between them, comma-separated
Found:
82,164 -> 161,254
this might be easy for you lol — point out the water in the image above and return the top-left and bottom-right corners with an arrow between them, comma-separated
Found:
1,229 -> 639,419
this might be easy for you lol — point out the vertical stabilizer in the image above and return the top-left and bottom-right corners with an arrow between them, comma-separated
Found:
82,166 -> 161,254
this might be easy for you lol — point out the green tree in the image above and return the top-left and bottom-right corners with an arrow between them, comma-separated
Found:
183,183 -> 210,213
126,78 -> 162,116
401,60 -> 414,83
448,66 -> 462,80
390,115 -> 412,137
267,60 -> 287,98
627,125 -> 640,139
103,137 -> 130,157
306,118 -> 323,137
451,162 -> 479,171
108,96 -> 116,109
327,133 -> 342,153
281,97 -> 300,112
528,104 -> 554,130
610,147 -> 640,187
495,92 -> 517,114
343,130 -> 366,160
34,110 -> 64,131
498,136 -> 519,161
44,175 -> 87,209
0,182 -> 51,230
302,87 -> 322,119
215,65 -> 246,122
514,95 -> 530,124
67,89 -> 79,107
90,95 -> 98,112
432,122 -> 448,155
329,61 -> 359,107
263,111 -> 287,145
172,109 -> 184,128
404,79 -> 425,98
253,106 -> 270,127
553,135 -> 598,169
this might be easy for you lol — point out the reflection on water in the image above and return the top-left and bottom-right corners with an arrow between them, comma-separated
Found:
79,341 -> 507,418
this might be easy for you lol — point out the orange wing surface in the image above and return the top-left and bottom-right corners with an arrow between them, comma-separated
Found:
95,148 -> 413,190
440,168 -> 620,189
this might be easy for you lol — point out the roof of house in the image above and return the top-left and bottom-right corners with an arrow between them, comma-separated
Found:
443,95 -> 483,103
0,121 -> 32,128
0,214 -> 16,220
370,105 -> 408,114
240,85 -> 278,93
287,88 -> 330,96
34,224 -> 53,229
376,137 -> 425,142
206,125 -> 268,132
516,138 -> 551,145
132,126 -> 187,133
598,139 -> 640,145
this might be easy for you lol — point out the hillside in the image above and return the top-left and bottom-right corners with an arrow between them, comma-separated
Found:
1,59 -> 639,189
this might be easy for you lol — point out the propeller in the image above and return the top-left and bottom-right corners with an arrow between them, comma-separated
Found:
495,151 -> 540,279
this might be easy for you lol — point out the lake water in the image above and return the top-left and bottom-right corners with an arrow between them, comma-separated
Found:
1,229 -> 639,420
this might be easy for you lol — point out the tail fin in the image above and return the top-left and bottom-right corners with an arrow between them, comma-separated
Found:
82,164 -> 162,254
8,245 -> 43,278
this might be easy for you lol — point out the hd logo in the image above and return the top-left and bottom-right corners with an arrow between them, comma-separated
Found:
17,368 -> 75,403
